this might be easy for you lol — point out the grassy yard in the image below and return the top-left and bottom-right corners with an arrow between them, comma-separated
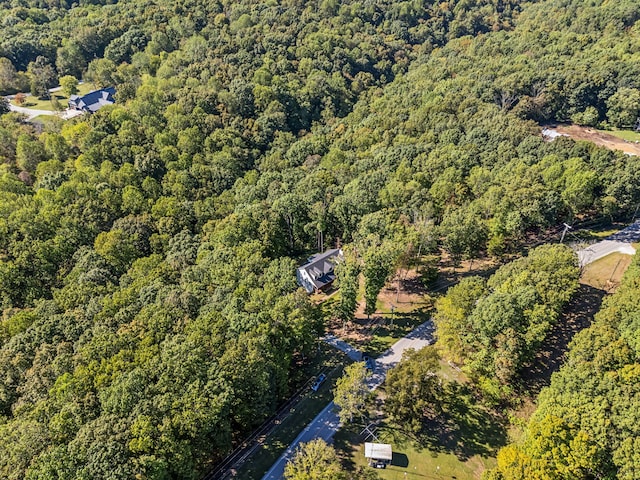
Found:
601,128 -> 640,142
581,252 -> 634,291
11,83 -> 94,111
234,344 -> 352,479
335,380 -> 505,480
31,115 -> 65,130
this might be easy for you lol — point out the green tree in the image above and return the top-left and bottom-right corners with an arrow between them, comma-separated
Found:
16,134 -> 48,172
284,439 -> 346,480
490,416 -> 604,480
86,58 -> 116,89
0,57 -> 19,94
434,276 -> 487,363
385,347 -> 443,432
362,242 -> 397,318
607,87 -> 640,128
27,56 -> 56,98
59,75 -> 79,97
334,247 -> 360,325
56,41 -> 86,78
333,362 -> 370,424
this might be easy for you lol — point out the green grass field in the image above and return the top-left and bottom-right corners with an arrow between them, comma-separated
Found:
11,83 -> 94,111
233,344 -> 352,479
337,428 -> 497,480
580,252 -> 634,290
335,384 -> 504,480
601,128 -> 640,142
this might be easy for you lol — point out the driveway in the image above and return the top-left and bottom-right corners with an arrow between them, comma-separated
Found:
262,320 -> 435,480
7,103 -> 58,120
577,220 -> 640,266
322,334 -> 363,362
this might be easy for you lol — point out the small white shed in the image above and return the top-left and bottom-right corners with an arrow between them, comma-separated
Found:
364,442 -> 392,467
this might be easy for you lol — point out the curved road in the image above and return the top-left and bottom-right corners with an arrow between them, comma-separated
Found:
577,220 -> 640,266
262,320 -> 435,480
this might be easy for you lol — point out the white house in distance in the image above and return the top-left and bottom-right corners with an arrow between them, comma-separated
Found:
296,248 -> 343,293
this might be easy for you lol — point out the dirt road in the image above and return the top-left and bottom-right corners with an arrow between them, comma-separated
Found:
553,125 -> 640,156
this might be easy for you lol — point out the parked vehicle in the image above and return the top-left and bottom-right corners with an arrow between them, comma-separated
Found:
311,373 -> 327,391
363,355 -> 374,371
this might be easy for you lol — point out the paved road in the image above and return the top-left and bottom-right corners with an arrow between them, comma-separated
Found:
262,320 -> 435,480
577,220 -> 640,267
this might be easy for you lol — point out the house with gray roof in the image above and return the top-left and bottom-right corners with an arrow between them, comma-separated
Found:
296,248 -> 343,293
68,87 -> 115,113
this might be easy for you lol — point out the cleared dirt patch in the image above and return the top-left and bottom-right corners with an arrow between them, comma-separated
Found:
554,124 -> 640,156
581,252 -> 634,292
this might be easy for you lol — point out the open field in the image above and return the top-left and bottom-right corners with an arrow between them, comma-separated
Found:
335,379 -> 505,480
11,83 -> 94,111
554,125 -> 640,155
604,128 -> 640,142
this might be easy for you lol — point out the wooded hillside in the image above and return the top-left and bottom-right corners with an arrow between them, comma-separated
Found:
1,0 -> 639,478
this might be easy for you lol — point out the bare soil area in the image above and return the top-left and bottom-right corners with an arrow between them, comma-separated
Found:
555,124 -> 640,155
580,252 -> 634,292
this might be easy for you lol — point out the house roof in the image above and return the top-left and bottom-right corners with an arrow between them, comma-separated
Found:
70,87 -> 115,113
297,248 -> 342,291
364,443 -> 393,461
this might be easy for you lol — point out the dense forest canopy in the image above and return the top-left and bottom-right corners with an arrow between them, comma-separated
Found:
0,0 -> 639,478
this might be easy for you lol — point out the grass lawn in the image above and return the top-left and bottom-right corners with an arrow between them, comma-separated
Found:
337,428 -> 496,480
581,252 -> 634,290
335,379 -> 505,480
234,344 -> 352,479
31,114 -> 65,130
11,83 -> 94,111
600,128 -> 640,142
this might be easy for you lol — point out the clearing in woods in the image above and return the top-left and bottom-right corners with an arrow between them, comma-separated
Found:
580,252 -> 634,291
553,124 -> 640,156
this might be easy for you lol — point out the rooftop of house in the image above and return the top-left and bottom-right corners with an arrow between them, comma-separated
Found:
297,248 -> 343,291
69,87 -> 115,113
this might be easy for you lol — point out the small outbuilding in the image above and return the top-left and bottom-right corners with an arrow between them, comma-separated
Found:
364,442 -> 392,468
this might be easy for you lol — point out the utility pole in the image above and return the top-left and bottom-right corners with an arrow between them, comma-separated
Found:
560,223 -> 572,243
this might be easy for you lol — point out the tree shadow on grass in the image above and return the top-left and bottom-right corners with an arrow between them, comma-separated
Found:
413,383 -> 507,461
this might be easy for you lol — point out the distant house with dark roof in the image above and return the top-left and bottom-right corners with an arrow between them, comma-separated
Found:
296,248 -> 343,293
68,87 -> 115,113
